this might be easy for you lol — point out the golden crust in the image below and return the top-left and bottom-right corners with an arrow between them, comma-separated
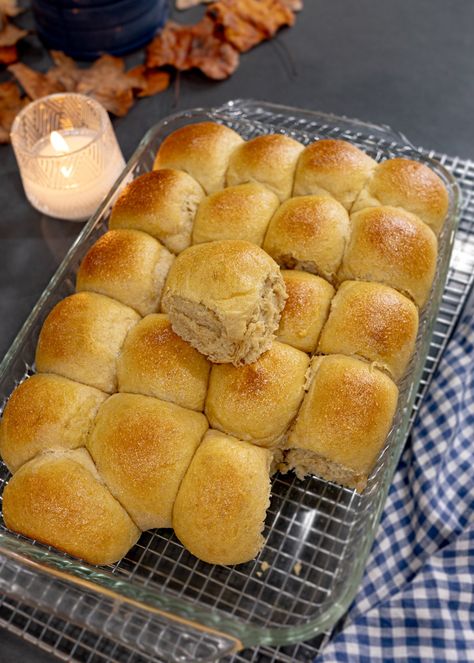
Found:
263,195 -> 350,283
109,169 -> 205,254
277,271 -> 335,352
339,206 -> 438,307
318,281 -> 419,380
117,314 -> 210,411
192,183 -> 279,246
205,341 -> 309,447
293,139 -> 376,210
0,374 -> 107,473
172,430 -> 271,565
2,449 -> 140,565
153,122 -> 244,194
35,292 -> 140,394
87,393 -> 208,531
288,355 -> 398,486
226,134 -> 304,201
77,229 -> 174,316
352,158 -> 449,235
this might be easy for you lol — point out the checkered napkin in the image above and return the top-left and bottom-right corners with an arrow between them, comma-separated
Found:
317,305 -> 474,662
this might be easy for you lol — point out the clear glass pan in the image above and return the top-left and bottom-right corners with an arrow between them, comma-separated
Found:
0,100 -> 462,661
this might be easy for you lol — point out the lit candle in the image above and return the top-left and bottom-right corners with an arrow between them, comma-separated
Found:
11,93 -> 126,222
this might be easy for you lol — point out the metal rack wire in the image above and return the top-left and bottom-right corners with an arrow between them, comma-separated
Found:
1,108 -> 473,662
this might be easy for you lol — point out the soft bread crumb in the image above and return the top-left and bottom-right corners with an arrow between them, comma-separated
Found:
260,561 -> 270,572
293,561 -> 302,576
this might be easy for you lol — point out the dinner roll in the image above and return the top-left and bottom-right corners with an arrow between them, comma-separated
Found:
109,169 -> 205,254
263,195 -> 350,283
286,355 -> 398,492
338,206 -> 438,308
117,314 -> 210,411
205,341 -> 309,448
35,292 -> 140,393
153,122 -> 244,194
0,374 -> 106,473
293,139 -> 376,210
226,134 -> 304,201
318,281 -> 419,381
192,183 -> 279,246
77,230 -> 174,316
173,430 -> 271,565
352,157 -> 449,235
2,449 -> 140,565
162,240 -> 287,365
87,394 -> 208,531
277,271 -> 335,352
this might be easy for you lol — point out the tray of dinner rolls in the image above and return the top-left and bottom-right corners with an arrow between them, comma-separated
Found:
0,99 -> 464,659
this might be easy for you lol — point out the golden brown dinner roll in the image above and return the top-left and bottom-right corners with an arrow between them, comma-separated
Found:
293,139 -> 376,210
153,122 -> 244,194
173,430 -> 271,565
277,271 -> 335,352
205,341 -> 309,447
318,281 -> 419,381
161,240 -> 287,365
352,157 -> 449,235
35,292 -> 140,393
338,206 -> 438,307
117,314 -> 210,411
285,355 -> 398,492
0,374 -> 107,474
226,134 -> 304,201
2,448 -> 140,565
76,229 -> 174,316
263,195 -> 350,283
87,393 -> 208,531
192,183 -> 279,246
109,169 -> 205,254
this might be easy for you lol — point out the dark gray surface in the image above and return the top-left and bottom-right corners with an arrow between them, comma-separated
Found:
1,0 -> 474,660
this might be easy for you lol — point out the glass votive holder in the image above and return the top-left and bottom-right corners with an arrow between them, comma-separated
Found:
11,93 -> 126,222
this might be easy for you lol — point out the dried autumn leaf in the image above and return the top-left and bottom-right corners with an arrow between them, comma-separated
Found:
146,17 -> 239,80
0,44 -> 17,64
175,0 -> 207,9
0,14 -> 27,47
207,0 -> 295,53
280,0 -> 303,11
0,0 -> 23,17
0,79 -> 28,143
9,61 -> 61,98
127,65 -> 170,98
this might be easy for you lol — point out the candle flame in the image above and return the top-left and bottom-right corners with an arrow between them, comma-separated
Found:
50,131 -> 70,154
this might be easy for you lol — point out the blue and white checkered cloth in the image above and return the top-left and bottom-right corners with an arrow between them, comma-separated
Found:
318,306 -> 474,662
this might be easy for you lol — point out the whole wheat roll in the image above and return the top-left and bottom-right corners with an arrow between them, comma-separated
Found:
173,429 -> 272,565
285,355 -> 399,492
117,314 -> 211,412
2,448 -> 140,565
77,229 -> 174,316
153,122 -> 244,194
293,138 -> 376,210
226,133 -> 304,202
205,341 -> 309,448
352,157 -> 449,235
338,206 -> 438,308
87,393 -> 208,531
0,374 -> 107,473
109,169 -> 205,254
35,292 -> 140,394
318,281 -> 419,381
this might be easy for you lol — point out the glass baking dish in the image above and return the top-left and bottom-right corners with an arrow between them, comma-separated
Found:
0,100 -> 461,661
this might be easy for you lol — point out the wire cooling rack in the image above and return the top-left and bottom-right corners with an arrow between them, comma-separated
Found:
1,108 -> 473,662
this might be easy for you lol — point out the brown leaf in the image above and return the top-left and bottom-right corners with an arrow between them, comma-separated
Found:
146,17 -> 239,80
0,79 -> 28,143
127,65 -> 170,98
0,14 -> 27,47
0,0 -> 23,17
0,44 -> 17,64
280,0 -> 303,10
175,0 -> 207,9
206,0 -> 295,53
9,62 -> 61,98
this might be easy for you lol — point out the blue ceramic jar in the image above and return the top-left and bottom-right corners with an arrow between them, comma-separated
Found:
32,0 -> 169,60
